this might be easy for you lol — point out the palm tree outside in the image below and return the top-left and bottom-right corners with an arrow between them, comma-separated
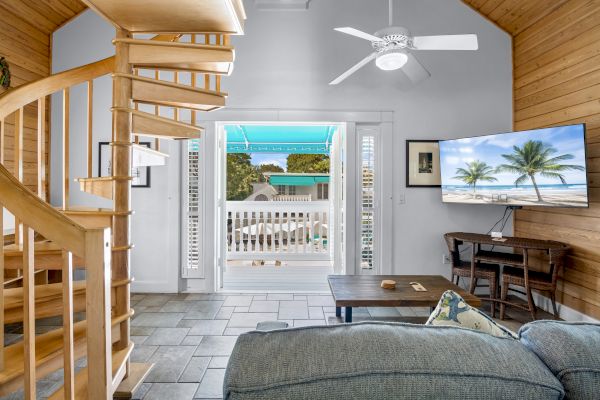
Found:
453,160 -> 498,196
496,140 -> 584,202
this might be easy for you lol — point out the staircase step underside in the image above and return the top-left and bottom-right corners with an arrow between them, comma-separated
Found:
81,0 -> 245,34
47,343 -> 135,400
114,73 -> 227,112
75,176 -> 131,200
59,207 -> 120,229
4,281 -> 87,324
132,143 -> 169,167
122,108 -> 202,140
0,314 -> 128,397
3,241 -> 85,270
115,38 -> 234,75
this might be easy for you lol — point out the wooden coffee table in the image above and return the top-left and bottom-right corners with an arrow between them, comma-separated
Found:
328,275 -> 482,323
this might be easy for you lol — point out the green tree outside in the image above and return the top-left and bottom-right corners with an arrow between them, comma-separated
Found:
227,153 -> 259,200
287,154 -> 330,173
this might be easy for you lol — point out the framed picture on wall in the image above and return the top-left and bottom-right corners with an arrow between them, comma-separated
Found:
98,142 -> 151,188
406,140 -> 441,187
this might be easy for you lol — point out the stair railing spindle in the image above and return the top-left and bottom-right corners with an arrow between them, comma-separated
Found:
37,97 -> 46,199
62,88 -> 70,210
22,225 -> 35,400
87,80 -> 93,178
62,250 -> 75,400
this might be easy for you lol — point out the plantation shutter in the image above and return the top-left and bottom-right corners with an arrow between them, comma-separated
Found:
182,139 -> 204,278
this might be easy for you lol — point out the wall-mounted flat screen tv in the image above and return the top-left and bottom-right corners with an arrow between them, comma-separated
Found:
439,124 -> 588,208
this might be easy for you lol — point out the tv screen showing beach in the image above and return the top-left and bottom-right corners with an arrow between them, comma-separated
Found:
439,124 -> 588,208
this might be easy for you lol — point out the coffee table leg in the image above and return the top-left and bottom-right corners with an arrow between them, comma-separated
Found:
335,307 -> 341,317
345,307 -> 352,323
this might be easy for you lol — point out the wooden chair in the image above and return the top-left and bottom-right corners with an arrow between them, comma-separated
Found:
444,234 -> 500,317
500,246 -> 569,321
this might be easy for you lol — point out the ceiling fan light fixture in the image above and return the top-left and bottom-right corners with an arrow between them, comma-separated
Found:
375,49 -> 408,71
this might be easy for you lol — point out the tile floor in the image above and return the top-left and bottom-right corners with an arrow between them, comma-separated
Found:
2,291 -> 539,399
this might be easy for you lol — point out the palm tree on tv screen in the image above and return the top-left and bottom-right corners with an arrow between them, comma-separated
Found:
496,140 -> 584,202
453,160 -> 497,196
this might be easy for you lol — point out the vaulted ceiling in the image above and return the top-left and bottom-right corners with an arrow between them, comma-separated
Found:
461,0 -> 570,36
0,0 -> 87,35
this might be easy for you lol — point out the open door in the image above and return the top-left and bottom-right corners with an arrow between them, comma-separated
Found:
216,123 -> 228,288
330,124 -> 346,274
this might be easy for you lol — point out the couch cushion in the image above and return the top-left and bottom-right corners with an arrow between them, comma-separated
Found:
426,290 -> 517,338
519,321 -> 600,399
224,321 -> 564,400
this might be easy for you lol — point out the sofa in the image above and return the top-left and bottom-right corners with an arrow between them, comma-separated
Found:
223,320 -> 600,399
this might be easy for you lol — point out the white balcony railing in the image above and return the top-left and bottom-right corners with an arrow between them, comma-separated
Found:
227,201 -> 330,261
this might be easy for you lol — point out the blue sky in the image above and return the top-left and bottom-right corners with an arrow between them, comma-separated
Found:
250,153 -> 288,170
439,125 -> 587,186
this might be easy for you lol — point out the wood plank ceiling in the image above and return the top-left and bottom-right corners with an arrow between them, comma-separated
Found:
0,0 -> 86,193
462,0 -> 600,319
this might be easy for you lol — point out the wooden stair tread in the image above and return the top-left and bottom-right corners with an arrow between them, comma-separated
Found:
80,0 -> 245,34
113,362 -> 154,399
114,73 -> 227,112
75,176 -> 131,201
0,313 -> 132,396
3,240 -> 60,256
4,281 -> 86,310
117,108 -> 202,140
114,38 -> 234,75
59,206 -> 132,216
132,143 -> 169,168
47,343 -> 134,400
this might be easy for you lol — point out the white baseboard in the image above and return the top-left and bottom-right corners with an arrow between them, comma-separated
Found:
532,292 -> 599,323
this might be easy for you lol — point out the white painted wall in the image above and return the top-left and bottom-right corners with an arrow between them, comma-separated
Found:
221,0 -> 513,276
51,10 -> 181,292
50,0 -> 512,292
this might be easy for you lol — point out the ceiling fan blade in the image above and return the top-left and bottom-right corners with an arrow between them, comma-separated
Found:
329,52 -> 378,85
334,27 -> 384,42
412,34 -> 478,50
401,54 -> 430,84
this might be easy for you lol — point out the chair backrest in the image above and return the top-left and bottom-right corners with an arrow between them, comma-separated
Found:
548,246 -> 570,285
443,233 -> 462,267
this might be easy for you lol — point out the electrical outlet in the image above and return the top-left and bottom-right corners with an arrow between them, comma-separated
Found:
442,254 -> 450,264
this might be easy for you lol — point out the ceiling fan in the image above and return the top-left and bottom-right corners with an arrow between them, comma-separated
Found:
329,0 -> 479,85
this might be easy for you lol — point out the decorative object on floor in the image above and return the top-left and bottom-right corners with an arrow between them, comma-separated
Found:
426,290 -> 517,339
0,57 -> 10,89
99,141 -> 151,187
329,0 -> 478,85
406,140 -> 441,187
328,274 -> 481,323
381,279 -> 396,289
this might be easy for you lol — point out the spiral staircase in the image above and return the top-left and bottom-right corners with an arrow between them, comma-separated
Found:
0,1 -> 245,398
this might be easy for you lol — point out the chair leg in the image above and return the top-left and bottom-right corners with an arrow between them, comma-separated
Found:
470,278 -> 478,295
490,276 -> 497,319
526,286 -> 537,321
550,291 -> 559,320
455,275 -> 460,286
500,282 -> 508,320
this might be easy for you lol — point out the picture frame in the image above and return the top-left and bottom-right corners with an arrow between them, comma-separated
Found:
406,140 -> 441,188
98,141 -> 151,188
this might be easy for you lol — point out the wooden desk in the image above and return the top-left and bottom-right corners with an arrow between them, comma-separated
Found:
328,275 -> 481,323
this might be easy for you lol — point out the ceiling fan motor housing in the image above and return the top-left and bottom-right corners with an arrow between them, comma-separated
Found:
372,26 -> 414,52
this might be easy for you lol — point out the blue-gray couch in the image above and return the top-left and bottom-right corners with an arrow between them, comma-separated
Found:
223,320 -> 600,399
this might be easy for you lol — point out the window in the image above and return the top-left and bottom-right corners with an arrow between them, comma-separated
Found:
276,185 -> 286,195
317,183 -> 329,200
288,185 -> 296,195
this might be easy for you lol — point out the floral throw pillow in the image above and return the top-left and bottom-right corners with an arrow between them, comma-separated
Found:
426,290 -> 517,339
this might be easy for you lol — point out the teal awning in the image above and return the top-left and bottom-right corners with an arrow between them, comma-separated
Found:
269,175 -> 329,186
226,125 -> 337,154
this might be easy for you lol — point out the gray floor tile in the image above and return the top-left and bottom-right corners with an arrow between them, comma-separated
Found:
194,369 -> 226,399
307,295 -> 335,307
223,295 -> 253,307
308,306 -> 324,319
223,327 -> 254,336
181,335 -> 204,346
368,307 -> 401,317
252,295 -> 267,301
144,383 -> 199,400
146,346 -> 196,382
187,320 -> 228,336
132,382 -> 152,400
185,294 -> 214,301
145,328 -> 190,345
131,345 -> 159,363
161,301 -> 194,313
215,307 -> 234,320
179,357 -> 211,383
279,301 -> 309,319
294,319 -> 326,327
184,301 -> 224,319
234,306 -> 249,313
293,295 -> 308,300
194,336 -> 238,356
131,335 -> 149,345
137,295 -> 173,307
248,300 -> 279,313
266,293 -> 294,300
131,326 -> 156,336
208,356 -> 230,369
228,312 -> 278,328
132,312 -> 185,327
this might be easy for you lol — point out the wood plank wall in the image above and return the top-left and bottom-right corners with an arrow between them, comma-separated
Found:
512,0 -> 600,319
0,5 -> 52,195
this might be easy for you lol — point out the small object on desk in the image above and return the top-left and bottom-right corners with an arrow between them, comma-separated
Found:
491,231 -> 503,239
380,279 -> 396,290
410,282 -> 427,292
492,237 -> 508,242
